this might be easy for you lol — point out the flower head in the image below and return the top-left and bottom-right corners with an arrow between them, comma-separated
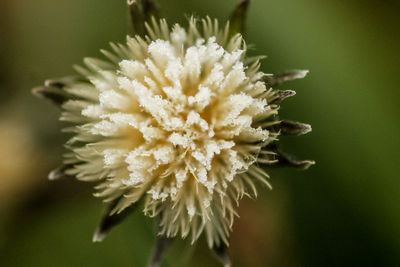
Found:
60,17 -> 281,247
34,3 -> 313,261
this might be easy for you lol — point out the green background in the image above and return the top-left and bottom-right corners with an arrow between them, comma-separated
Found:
0,0 -> 399,266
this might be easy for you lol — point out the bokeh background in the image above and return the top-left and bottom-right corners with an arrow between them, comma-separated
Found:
1,0 -> 399,266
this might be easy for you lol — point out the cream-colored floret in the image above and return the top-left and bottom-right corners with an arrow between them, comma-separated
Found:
62,18 -> 279,247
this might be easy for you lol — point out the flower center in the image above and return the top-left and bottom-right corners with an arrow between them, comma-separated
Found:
83,37 -> 268,196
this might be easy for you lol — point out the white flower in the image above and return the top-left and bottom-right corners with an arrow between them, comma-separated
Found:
52,18 -> 285,247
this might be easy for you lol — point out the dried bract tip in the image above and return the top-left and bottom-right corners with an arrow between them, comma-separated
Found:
228,0 -> 251,38
212,244 -> 231,267
271,90 -> 296,104
92,199 -> 138,243
148,235 -> 173,267
266,69 -> 309,86
48,164 -> 71,180
31,86 -> 67,106
92,231 -> 106,243
279,120 -> 312,136
128,0 -> 159,36
277,152 -> 315,170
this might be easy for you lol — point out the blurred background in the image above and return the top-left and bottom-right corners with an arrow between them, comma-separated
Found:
0,0 -> 399,266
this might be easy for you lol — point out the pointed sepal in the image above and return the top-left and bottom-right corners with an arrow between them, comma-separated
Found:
32,85 -> 70,106
44,76 -> 83,88
276,149 -> 315,170
279,120 -> 312,136
212,243 -> 231,267
48,164 -> 73,180
93,197 -> 138,242
32,76 -> 81,106
128,0 -> 159,37
270,90 -> 296,104
265,70 -> 309,87
262,144 -> 315,170
148,234 -> 173,267
228,0 -> 251,38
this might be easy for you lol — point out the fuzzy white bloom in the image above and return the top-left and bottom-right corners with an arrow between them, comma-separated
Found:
61,18 -> 280,247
